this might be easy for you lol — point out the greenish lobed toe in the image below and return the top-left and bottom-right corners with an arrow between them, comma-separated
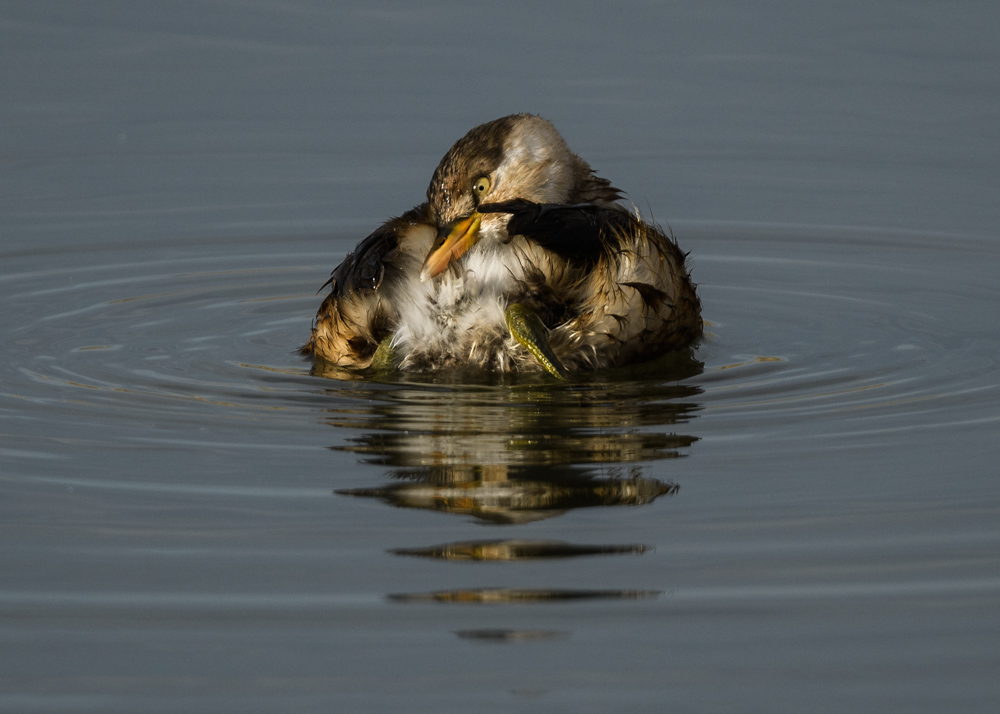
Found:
504,303 -> 567,379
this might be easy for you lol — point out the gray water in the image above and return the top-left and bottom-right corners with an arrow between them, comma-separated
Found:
3,2 -> 1000,712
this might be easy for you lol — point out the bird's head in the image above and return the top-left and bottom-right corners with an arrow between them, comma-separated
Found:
419,114 -> 592,281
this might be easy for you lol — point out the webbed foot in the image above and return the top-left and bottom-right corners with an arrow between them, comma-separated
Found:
368,335 -> 396,372
504,303 -> 567,379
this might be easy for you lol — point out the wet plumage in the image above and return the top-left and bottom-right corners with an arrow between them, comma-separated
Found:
302,114 -> 702,376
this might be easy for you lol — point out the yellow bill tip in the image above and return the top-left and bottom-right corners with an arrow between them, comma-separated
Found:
419,212 -> 482,282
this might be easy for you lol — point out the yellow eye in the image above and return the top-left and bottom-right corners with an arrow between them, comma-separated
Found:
472,176 -> 491,196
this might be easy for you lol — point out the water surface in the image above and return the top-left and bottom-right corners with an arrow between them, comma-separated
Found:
2,2 -> 1000,712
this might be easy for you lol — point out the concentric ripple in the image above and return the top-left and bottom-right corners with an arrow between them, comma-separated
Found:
2,224 -> 999,709
691,225 -> 1000,441
2,225 -> 998,473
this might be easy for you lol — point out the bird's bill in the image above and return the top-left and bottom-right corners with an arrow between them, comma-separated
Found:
419,212 -> 482,282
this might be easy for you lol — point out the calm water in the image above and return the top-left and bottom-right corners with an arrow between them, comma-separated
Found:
3,3 -> 999,713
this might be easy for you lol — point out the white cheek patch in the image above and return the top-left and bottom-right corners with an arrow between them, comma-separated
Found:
495,137 -> 535,185
493,121 -> 571,204
506,129 -> 548,164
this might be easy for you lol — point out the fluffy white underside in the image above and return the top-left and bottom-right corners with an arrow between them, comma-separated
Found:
392,247 -> 528,371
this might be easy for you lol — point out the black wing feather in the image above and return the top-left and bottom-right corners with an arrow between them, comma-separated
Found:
479,199 -> 633,266
320,205 -> 431,295
323,224 -> 399,296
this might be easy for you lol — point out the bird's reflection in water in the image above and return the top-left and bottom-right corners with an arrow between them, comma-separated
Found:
391,540 -> 648,561
318,351 -> 702,605
455,629 -> 566,643
324,353 -> 701,522
338,471 -> 679,525
388,588 -> 661,604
